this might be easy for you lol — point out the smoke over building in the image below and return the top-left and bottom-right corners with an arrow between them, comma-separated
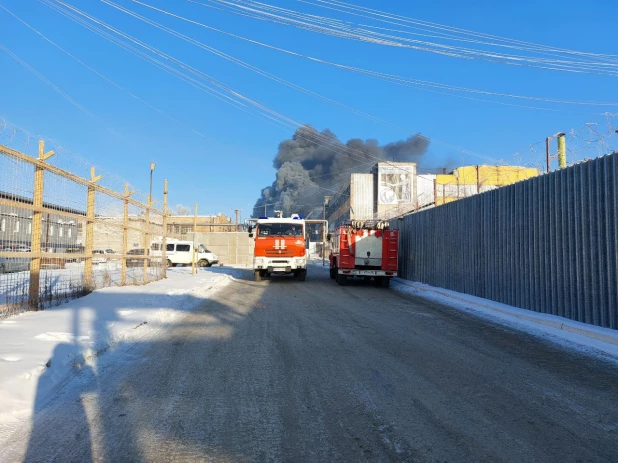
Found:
253,125 -> 430,218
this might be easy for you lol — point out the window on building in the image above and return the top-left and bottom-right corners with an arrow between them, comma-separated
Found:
28,223 -> 32,234
49,225 -> 54,236
59,227 -> 63,238
174,226 -> 180,234
1,218 -> 5,232
14,221 -> 20,233
151,243 -> 161,251
68,228 -> 72,238
181,227 -> 193,234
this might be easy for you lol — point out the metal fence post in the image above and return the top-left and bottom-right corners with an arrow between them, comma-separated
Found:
28,140 -> 54,309
162,179 -> 168,278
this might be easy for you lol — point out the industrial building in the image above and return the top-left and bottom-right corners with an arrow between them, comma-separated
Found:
0,191 -> 81,251
167,213 -> 236,236
430,165 -> 540,206
327,163 -> 540,228
327,162 -> 417,229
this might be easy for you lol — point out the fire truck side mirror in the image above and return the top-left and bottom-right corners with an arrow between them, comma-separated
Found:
248,232 -> 254,238
326,233 -> 332,242
248,226 -> 254,238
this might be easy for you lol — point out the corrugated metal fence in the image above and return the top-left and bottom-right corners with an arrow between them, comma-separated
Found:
391,153 -> 618,330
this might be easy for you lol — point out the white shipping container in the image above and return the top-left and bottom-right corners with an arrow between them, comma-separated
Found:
350,174 -> 374,221
417,174 -> 436,208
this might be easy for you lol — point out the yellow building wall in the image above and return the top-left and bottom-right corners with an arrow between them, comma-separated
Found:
437,165 -> 539,186
434,165 -> 539,205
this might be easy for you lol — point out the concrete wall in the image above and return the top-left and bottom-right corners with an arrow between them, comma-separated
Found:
190,232 -> 255,266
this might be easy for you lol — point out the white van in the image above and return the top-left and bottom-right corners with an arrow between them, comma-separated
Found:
150,239 -> 219,268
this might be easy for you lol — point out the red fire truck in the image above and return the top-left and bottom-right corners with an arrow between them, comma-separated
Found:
328,220 -> 398,287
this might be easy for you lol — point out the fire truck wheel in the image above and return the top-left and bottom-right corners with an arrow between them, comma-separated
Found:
337,274 -> 347,286
380,277 -> 391,288
329,267 -> 336,279
253,270 -> 262,282
298,270 -> 307,281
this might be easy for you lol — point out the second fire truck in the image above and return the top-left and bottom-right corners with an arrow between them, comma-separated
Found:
329,220 -> 398,287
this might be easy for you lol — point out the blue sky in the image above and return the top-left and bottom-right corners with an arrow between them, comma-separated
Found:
1,0 -> 617,220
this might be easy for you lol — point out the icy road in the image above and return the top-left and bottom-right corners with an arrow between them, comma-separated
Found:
2,265 -> 618,463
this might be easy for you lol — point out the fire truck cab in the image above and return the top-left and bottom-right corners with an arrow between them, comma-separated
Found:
249,214 -> 307,282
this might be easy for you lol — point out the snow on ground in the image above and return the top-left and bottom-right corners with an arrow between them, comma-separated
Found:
1,262 -> 162,312
391,278 -> 618,362
0,266 -> 233,445
3,258 -> 617,447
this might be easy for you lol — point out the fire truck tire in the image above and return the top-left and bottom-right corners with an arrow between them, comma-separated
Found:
254,270 -> 262,282
337,274 -> 348,286
380,277 -> 391,288
298,270 -> 307,281
329,267 -> 337,279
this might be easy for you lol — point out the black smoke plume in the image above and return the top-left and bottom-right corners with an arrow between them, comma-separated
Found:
253,125 -> 430,218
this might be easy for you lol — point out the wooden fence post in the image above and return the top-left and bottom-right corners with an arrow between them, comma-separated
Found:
144,196 -> 155,283
162,179 -> 168,279
28,140 -> 54,309
192,203 -> 197,275
122,183 -> 134,285
85,167 -> 102,291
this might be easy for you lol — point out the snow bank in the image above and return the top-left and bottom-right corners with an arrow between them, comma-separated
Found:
0,267 -> 231,444
392,278 -> 618,362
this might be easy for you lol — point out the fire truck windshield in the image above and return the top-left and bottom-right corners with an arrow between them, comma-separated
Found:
257,223 -> 304,237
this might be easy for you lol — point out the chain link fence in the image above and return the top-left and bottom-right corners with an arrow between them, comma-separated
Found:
0,133 -> 168,319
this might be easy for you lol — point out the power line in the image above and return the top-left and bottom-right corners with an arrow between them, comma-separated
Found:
0,4 -> 211,141
201,0 -> 618,76
118,0 -> 618,109
0,44 -> 95,118
44,0 -> 512,177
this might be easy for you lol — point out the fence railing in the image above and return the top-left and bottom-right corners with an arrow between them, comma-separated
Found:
391,152 -> 618,330
0,141 -> 168,319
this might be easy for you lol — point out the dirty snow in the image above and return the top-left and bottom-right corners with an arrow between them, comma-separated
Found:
392,278 -> 618,362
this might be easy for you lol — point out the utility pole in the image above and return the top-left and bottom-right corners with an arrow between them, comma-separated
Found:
149,162 -> 156,204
